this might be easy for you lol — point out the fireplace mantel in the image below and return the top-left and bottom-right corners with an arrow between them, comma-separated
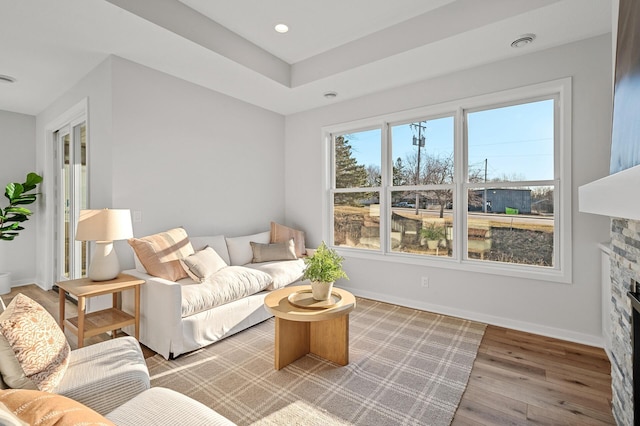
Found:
579,164 -> 640,220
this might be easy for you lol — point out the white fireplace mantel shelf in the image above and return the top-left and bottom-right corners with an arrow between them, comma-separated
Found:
579,164 -> 640,220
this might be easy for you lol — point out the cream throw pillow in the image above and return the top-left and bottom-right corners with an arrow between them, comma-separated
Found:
250,239 -> 297,263
128,227 -> 195,281
0,294 -> 70,392
180,247 -> 228,283
270,222 -> 306,257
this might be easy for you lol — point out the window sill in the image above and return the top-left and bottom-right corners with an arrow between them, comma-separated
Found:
333,246 -> 572,284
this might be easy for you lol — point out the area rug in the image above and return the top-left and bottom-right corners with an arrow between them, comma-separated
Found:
146,297 -> 486,425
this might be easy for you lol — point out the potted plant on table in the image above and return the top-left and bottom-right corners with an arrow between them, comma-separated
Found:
0,172 -> 43,294
302,242 -> 349,301
420,222 -> 445,250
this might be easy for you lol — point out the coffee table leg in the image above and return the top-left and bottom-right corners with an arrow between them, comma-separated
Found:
274,317 -> 309,370
310,315 -> 349,366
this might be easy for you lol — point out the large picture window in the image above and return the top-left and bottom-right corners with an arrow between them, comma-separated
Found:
326,79 -> 571,282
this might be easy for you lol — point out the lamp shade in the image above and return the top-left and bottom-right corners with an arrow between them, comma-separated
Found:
75,209 -> 133,242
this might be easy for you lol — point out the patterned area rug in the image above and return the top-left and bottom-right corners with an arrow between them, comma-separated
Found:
146,298 -> 486,425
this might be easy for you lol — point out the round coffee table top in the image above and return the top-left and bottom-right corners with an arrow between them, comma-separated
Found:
265,285 -> 356,322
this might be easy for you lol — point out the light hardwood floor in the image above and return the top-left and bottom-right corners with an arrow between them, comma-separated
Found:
4,284 -> 615,425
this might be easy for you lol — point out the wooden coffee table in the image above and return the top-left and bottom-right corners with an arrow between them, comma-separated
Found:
264,285 -> 356,370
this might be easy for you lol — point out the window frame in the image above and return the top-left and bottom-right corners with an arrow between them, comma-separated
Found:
322,78 -> 572,283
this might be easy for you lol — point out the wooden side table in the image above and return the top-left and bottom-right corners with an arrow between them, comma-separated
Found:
57,273 -> 145,348
264,285 -> 356,370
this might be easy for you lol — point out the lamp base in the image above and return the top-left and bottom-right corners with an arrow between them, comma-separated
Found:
88,241 -> 120,281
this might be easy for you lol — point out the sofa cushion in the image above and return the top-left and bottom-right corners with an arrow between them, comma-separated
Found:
271,222 -> 306,257
225,231 -> 270,266
106,387 -> 235,426
0,389 -> 115,426
188,235 -> 231,265
250,239 -> 297,263
0,294 -> 70,392
128,227 -> 195,281
54,336 -> 150,416
180,266 -> 272,317
245,259 -> 305,290
180,247 -> 228,283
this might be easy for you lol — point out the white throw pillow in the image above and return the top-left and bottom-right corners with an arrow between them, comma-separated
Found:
225,231 -> 270,265
179,247 -> 228,283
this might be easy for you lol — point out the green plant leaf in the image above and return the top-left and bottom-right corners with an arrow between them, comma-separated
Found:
5,183 -> 23,201
0,223 -> 20,232
12,195 -> 37,205
23,172 -> 43,190
1,172 -> 42,241
5,207 -> 31,215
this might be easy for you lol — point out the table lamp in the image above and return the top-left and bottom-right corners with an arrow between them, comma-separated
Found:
75,209 -> 133,281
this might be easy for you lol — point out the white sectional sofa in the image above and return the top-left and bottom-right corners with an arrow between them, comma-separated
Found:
122,228 -> 306,359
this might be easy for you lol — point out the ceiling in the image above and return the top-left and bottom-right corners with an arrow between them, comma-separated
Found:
0,0 -> 612,117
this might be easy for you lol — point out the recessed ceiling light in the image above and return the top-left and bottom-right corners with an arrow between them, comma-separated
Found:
324,91 -> 338,99
0,75 -> 16,84
511,34 -> 536,48
274,24 -> 289,34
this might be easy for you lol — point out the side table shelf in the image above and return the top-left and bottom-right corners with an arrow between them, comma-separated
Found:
64,308 -> 135,340
57,273 -> 145,348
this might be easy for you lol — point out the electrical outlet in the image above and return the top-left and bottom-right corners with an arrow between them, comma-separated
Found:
421,276 -> 429,288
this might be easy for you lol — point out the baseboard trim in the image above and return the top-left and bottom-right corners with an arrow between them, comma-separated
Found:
341,285 -> 604,349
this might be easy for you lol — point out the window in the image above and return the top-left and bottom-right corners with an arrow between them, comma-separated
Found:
332,129 -> 381,250
465,99 -> 556,267
325,79 -> 571,282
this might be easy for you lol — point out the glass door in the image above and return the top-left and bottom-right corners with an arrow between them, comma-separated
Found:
56,120 -> 88,281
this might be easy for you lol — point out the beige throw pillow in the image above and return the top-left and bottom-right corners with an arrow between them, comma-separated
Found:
180,247 -> 228,283
0,294 -> 70,392
270,222 -> 306,257
128,227 -> 195,281
0,389 -> 115,426
250,239 -> 297,263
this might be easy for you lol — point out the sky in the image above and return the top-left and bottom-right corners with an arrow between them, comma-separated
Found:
342,98 -> 554,183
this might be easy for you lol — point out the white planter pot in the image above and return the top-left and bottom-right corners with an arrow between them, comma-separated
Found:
311,281 -> 334,301
0,273 -> 11,295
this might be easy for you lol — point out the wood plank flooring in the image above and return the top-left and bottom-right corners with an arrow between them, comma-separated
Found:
3,285 -> 615,425
453,326 -> 615,425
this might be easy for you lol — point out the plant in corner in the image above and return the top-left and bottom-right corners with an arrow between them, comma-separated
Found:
0,172 -> 43,241
302,242 -> 349,301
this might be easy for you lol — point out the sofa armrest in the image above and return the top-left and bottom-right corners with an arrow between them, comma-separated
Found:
54,336 -> 149,415
121,269 -> 183,359
106,387 -> 236,425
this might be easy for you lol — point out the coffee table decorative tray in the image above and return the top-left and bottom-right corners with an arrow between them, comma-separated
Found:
287,289 -> 342,310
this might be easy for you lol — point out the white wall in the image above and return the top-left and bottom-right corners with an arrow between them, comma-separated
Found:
284,34 -> 613,345
35,56 -> 287,286
109,57 -> 286,270
35,58 -> 113,289
0,111 -> 36,286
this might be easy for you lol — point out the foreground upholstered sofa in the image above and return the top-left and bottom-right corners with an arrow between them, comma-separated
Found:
122,225 -> 307,359
0,338 -> 234,425
0,294 -> 234,425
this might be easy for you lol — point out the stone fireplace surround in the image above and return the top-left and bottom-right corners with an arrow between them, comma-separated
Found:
610,218 -> 639,426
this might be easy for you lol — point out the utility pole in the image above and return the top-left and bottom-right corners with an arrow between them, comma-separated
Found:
483,158 -> 488,213
411,122 -> 427,215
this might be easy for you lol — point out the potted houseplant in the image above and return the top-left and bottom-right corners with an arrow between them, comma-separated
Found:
0,172 -> 43,294
420,222 -> 445,250
302,242 -> 349,301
